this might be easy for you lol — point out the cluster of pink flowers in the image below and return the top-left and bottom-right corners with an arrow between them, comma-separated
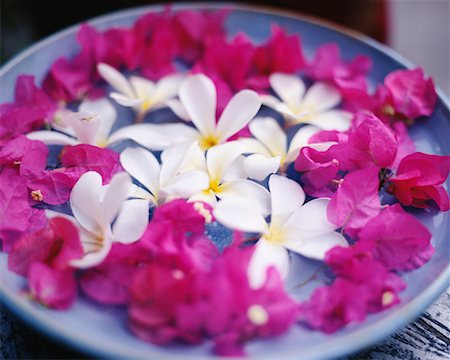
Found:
1,7 -> 449,356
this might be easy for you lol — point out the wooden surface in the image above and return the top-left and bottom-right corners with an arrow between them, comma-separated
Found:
1,290 -> 449,359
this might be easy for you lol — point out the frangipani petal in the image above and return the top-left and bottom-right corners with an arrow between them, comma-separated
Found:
248,239 -> 290,289
160,141 -> 203,186
269,175 -> 305,227
287,125 -> 320,156
269,73 -> 305,111
161,170 -> 210,200
244,154 -> 281,181
152,73 -> 187,104
66,111 -> 101,145
110,92 -> 142,108
260,94 -> 295,118
70,171 -> 103,236
97,63 -> 135,99
284,231 -> 347,260
213,198 -> 268,233
166,99 -> 190,121
238,138 -> 271,156
179,74 -> 216,137
308,110 -> 352,131
218,179 -> 271,216
79,98 -> 117,144
107,123 -> 198,149
216,89 -> 261,141
120,147 -> 160,197
206,142 -> 244,183
101,172 -> 132,226
112,199 -> 149,244
286,198 -> 336,234
129,76 -> 155,102
26,131 -> 79,146
249,117 -> 286,156
302,82 -> 341,112
189,189 -> 217,207
70,230 -> 113,269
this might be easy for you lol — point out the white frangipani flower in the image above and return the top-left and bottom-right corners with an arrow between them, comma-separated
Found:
240,117 -> 337,180
26,98 -> 194,149
175,74 -> 262,150
120,141 -> 209,206
27,99 -> 118,147
261,73 -> 352,131
97,63 -> 186,121
214,174 -> 347,288
189,141 -> 270,214
47,171 -> 149,268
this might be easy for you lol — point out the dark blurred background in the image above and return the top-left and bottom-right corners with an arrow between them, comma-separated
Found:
1,0 -> 449,94
1,0 -> 388,65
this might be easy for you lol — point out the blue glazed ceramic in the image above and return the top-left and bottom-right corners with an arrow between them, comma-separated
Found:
0,3 -> 449,359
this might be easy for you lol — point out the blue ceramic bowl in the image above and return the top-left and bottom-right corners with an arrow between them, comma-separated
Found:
1,3 -> 449,359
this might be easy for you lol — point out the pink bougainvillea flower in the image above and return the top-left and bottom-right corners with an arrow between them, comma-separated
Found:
261,73 -> 352,131
305,43 -> 372,93
128,253 -> 206,345
298,278 -> 370,333
172,9 -> 228,63
295,130 -> 349,197
214,174 -> 346,288
347,112 -> 398,169
8,217 -> 83,309
390,121 -> 416,170
77,23 -> 138,71
43,48 -> 95,103
388,152 -> 450,211
192,33 -> 256,112
253,25 -> 305,78
0,75 -> 56,141
139,199 -> 218,272
325,245 -> 406,311
384,68 -> 437,120
80,242 -> 152,305
0,166 -> 46,252
43,21 -> 136,102
357,204 -> 434,271
132,8 -> 179,80
203,246 -> 298,356
60,144 -> 123,184
327,165 -> 381,238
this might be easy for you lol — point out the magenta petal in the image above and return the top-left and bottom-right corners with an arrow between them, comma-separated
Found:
80,264 -> 134,305
299,278 -> 370,333
358,204 -> 433,271
348,113 -> 398,169
327,166 -> 381,238
61,144 -> 122,184
384,68 -> 437,120
253,25 -> 305,75
28,262 -> 77,310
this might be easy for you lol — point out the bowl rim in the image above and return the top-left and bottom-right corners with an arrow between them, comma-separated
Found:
1,3 -> 449,360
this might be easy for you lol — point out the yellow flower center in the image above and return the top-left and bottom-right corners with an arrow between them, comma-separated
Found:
199,134 -> 220,151
208,178 -> 221,194
263,224 -> 285,244
140,97 -> 154,113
